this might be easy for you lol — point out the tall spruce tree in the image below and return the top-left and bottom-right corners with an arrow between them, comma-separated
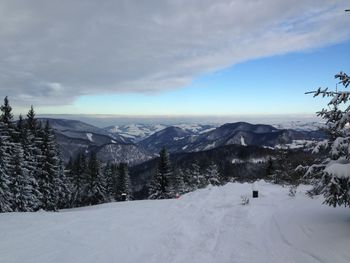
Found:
0,96 -> 13,127
0,135 -> 12,212
83,152 -> 106,205
205,163 -> 221,186
104,162 -> 114,201
36,121 -> 62,210
189,162 -> 203,190
15,115 -> 40,210
26,106 -> 38,135
70,153 -> 88,206
117,162 -> 131,201
306,72 -> 350,207
8,148 -> 33,211
171,168 -> 186,196
149,147 -> 172,199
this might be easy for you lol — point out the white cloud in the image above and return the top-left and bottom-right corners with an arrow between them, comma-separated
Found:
0,0 -> 349,106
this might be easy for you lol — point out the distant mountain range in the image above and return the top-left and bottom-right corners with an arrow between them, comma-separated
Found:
104,123 -> 216,142
138,122 -> 325,154
42,118 -> 325,166
39,118 -> 152,165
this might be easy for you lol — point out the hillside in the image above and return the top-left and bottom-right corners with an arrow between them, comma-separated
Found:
137,122 -> 325,155
1,182 -> 349,263
39,118 -> 152,165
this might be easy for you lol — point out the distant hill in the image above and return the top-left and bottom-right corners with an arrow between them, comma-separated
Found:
39,118 -> 152,165
137,122 -> 325,154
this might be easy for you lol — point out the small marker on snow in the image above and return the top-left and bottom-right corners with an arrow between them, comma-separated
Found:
252,183 -> 259,198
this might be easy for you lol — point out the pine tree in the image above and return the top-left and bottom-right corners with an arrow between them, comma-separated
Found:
306,72 -> 350,207
8,148 -> 33,211
205,163 -> 221,186
0,136 -> 12,212
83,152 -> 106,205
117,163 -> 131,201
70,153 -> 88,206
0,96 -> 13,127
26,105 -> 38,135
55,158 -> 71,209
265,157 -> 274,177
104,162 -> 114,201
172,169 -> 186,196
149,148 -> 172,199
36,121 -> 62,210
189,162 -> 204,189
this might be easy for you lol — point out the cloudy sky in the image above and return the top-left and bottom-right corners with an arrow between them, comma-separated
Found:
0,0 -> 349,116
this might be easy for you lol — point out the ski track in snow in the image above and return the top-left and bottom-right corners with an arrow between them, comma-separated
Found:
1,182 -> 350,263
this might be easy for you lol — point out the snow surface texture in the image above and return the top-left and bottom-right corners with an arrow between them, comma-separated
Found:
1,182 -> 350,263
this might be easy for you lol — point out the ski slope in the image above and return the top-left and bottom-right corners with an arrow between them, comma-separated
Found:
1,181 -> 349,263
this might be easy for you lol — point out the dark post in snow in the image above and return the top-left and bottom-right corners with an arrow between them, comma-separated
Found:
121,193 -> 127,201
252,183 -> 258,198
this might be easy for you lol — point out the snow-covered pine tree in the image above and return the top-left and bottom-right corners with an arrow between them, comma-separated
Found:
26,106 -> 38,135
69,153 -> 88,206
148,147 -> 172,199
0,135 -> 12,212
83,152 -> 106,205
0,96 -> 14,128
117,162 -> 131,201
265,157 -> 274,178
36,121 -> 63,210
189,162 -> 205,189
205,163 -> 221,186
55,158 -> 72,209
110,163 -> 119,201
171,168 -> 186,196
8,146 -> 33,211
104,162 -> 114,201
15,115 -> 40,210
305,72 -> 350,207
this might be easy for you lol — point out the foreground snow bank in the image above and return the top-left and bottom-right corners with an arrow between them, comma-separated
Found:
1,181 -> 350,263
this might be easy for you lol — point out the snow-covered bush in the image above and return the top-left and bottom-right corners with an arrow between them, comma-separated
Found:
306,72 -> 350,207
288,185 -> 297,197
240,195 -> 250,205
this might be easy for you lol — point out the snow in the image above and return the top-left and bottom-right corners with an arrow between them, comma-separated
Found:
203,141 -> 216,150
240,135 -> 247,146
1,182 -> 350,263
276,140 -> 315,150
232,158 -> 244,164
173,136 -> 184,141
324,163 -> 350,178
232,157 -> 269,164
86,133 -> 93,142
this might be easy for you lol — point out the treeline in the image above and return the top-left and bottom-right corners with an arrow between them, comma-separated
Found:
66,153 -> 131,206
148,148 -> 221,199
0,97 -> 131,212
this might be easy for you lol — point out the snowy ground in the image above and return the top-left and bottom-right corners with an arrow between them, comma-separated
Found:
1,181 -> 350,263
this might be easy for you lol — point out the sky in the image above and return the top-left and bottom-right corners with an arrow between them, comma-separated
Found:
0,1 -> 349,118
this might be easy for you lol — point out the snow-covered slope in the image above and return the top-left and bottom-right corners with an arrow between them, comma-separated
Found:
1,182 -> 349,263
104,123 -> 217,142
104,124 -> 167,142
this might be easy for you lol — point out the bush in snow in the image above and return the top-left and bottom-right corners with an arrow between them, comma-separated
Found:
288,185 -> 297,197
240,195 -> 250,206
305,72 -> 350,207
